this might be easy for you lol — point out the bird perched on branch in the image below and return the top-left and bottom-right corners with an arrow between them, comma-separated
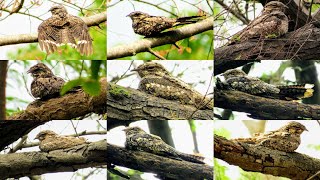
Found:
127,11 -> 203,36
228,1 -> 289,44
27,63 -> 65,100
35,130 -> 88,152
123,126 -> 204,164
38,4 -> 93,56
132,62 -> 213,110
219,69 -> 314,101
232,121 -> 307,152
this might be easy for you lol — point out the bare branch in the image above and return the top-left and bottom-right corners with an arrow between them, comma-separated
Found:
107,17 -> 213,60
107,82 -> 213,120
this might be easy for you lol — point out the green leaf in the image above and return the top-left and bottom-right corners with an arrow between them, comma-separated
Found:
82,79 -> 101,96
60,79 -> 83,95
91,60 -> 102,80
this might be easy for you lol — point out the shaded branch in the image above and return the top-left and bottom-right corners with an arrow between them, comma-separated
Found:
107,143 -> 213,180
107,82 -> 213,120
0,60 -> 7,120
1,140 -> 107,179
107,17 -> 213,60
214,135 -> 320,179
214,22 -> 320,60
214,60 -> 258,75
214,89 -> 320,119
8,78 -> 106,120
0,12 -> 106,46
0,121 -> 45,151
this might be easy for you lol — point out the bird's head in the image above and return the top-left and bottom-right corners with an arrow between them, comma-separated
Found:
123,126 -> 146,136
263,1 -> 288,14
49,4 -> 68,16
282,121 -> 308,135
222,69 -> 247,79
34,130 -> 57,141
127,11 -> 149,21
131,62 -> 169,77
27,63 -> 54,78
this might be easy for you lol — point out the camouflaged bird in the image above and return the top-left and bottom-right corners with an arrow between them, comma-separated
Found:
220,69 -> 314,100
232,121 -> 307,152
28,63 -> 65,100
124,126 -> 204,164
132,62 -> 213,110
38,4 -> 93,56
35,130 -> 88,152
228,1 -> 288,44
127,11 -> 202,36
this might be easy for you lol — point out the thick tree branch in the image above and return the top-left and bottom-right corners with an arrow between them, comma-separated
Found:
0,12 -> 106,46
1,140 -> 107,179
107,82 -> 213,120
214,60 -> 258,75
0,60 -> 7,120
107,17 -> 213,60
214,89 -> 320,119
214,23 -> 320,60
7,78 -> 106,120
107,143 -> 213,180
214,135 -> 320,179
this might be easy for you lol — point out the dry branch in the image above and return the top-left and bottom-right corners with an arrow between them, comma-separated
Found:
214,89 -> 320,119
214,135 -> 320,179
0,12 -> 106,46
107,143 -> 213,180
0,140 -> 107,179
107,17 -> 213,60
107,82 -> 213,120
7,78 -> 107,120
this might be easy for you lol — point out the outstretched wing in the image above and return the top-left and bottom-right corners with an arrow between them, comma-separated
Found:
38,17 -> 62,54
68,15 -> 93,56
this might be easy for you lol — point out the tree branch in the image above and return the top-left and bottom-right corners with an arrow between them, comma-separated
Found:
7,78 -> 106,120
214,60 -> 258,75
1,140 -> 107,179
107,17 -> 213,60
107,143 -> 213,180
214,135 -> 320,179
107,82 -> 213,120
0,60 -> 7,120
214,89 -> 320,119
0,12 -> 106,46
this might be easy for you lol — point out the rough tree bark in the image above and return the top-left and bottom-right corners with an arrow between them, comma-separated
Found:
107,82 -> 213,120
0,140 -> 107,179
0,12 -> 106,46
0,60 -> 7,120
214,89 -> 320,119
214,135 -> 320,179
107,143 -> 213,180
107,17 -> 213,59
8,78 -> 107,120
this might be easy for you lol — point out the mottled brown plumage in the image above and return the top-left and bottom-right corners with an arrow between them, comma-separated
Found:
229,1 -> 288,44
124,126 -> 204,164
127,11 -> 202,36
221,69 -> 314,100
35,130 -> 87,152
38,4 -> 93,56
233,121 -> 307,152
132,62 -> 213,110
27,63 -> 65,100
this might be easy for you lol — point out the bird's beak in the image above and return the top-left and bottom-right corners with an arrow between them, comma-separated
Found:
34,136 -> 38,140
131,68 -> 138,72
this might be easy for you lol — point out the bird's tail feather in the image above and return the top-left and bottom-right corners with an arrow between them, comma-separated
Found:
177,152 -> 205,164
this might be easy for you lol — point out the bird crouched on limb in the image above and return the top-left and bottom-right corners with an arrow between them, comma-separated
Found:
217,69 -> 314,101
227,1 -> 289,45
123,126 -> 205,164
232,121 -> 307,152
38,4 -> 93,56
132,62 -> 213,110
127,11 -> 204,37
27,63 -> 81,100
